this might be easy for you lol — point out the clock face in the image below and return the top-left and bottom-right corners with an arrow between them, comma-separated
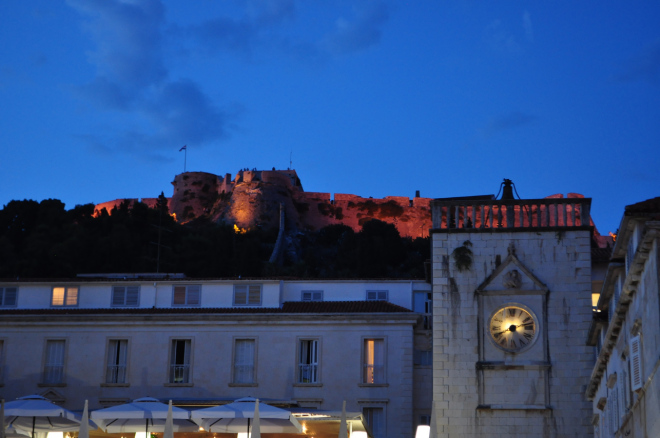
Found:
489,305 -> 538,352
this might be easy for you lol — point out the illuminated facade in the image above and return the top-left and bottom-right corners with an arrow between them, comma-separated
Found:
586,197 -> 660,438
0,278 -> 431,438
430,195 -> 599,437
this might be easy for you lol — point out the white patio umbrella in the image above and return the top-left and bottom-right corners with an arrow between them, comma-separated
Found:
191,397 -> 302,434
90,397 -> 197,434
4,395 -> 85,438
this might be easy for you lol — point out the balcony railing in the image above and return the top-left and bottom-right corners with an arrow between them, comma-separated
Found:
431,198 -> 591,230
106,365 -> 127,384
169,364 -> 190,383
298,364 -> 318,383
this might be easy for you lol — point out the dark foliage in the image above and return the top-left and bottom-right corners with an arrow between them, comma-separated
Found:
0,200 -> 429,279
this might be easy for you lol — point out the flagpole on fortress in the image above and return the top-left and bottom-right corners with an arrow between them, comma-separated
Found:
179,145 -> 187,172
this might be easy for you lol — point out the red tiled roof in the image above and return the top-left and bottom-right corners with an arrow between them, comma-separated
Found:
0,301 -> 411,315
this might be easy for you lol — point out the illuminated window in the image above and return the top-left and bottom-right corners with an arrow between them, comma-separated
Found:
233,285 -> 261,306
301,290 -> 323,301
298,339 -> 319,383
106,340 -> 128,384
112,286 -> 139,306
172,285 -> 200,306
43,340 -> 66,384
366,290 -> 388,301
363,339 -> 385,384
51,287 -> 78,307
0,287 -> 17,307
233,339 -> 256,384
169,339 -> 191,384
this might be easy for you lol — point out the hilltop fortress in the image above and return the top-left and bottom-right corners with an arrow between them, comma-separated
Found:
95,168 -> 434,238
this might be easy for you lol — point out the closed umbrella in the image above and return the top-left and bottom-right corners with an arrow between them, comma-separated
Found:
163,401 -> 174,438
4,395 -> 84,438
90,397 -> 197,434
250,400 -> 260,438
78,401 -> 89,438
338,401 -> 347,438
191,397 -> 301,434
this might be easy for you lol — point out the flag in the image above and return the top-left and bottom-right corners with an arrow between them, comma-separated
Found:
179,145 -> 187,151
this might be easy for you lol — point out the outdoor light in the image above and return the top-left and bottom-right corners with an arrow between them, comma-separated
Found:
415,425 -> 430,438
351,432 -> 368,438
237,433 -> 251,438
135,432 -> 150,438
47,432 -> 64,438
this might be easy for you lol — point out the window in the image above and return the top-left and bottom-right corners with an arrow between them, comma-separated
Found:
413,349 -> 432,366
233,285 -> 261,306
51,287 -> 78,307
112,286 -> 139,306
414,291 -> 432,329
298,340 -> 319,383
0,287 -> 17,307
363,407 -> 385,438
0,340 -> 4,382
43,340 -> 65,384
233,339 -> 256,384
172,285 -> 200,306
106,340 -> 128,384
169,339 -> 191,383
363,339 -> 385,384
367,290 -> 388,301
630,335 -> 643,391
301,290 -> 323,301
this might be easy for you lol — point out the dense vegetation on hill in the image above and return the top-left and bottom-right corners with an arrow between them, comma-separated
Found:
0,197 -> 429,279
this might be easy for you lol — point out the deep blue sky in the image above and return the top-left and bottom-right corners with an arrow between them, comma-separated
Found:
1,1 -> 659,234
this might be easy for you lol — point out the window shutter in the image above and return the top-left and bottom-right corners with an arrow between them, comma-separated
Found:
187,286 -> 200,305
173,286 -> 187,305
3,287 -> 17,306
125,287 -> 139,306
248,285 -> 261,305
234,286 -> 247,305
112,287 -> 125,306
66,287 -> 78,306
630,335 -> 643,391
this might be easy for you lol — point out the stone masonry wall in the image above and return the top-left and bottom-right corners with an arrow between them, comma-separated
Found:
432,230 -> 594,437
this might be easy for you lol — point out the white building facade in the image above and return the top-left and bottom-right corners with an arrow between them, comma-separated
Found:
0,277 -> 431,438
586,197 -> 660,438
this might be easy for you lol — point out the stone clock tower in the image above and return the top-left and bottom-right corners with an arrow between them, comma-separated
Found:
430,193 -> 594,437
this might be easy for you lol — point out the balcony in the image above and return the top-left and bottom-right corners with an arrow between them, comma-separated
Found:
431,198 -> 591,231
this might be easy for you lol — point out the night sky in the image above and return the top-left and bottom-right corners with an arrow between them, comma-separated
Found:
1,1 -> 659,234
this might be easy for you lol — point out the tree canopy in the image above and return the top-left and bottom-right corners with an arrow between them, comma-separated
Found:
0,198 -> 429,279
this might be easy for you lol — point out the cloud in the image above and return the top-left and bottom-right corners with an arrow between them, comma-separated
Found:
616,38 -> 660,84
482,111 -> 537,137
320,1 -> 389,56
184,0 -> 388,60
67,0 -> 233,156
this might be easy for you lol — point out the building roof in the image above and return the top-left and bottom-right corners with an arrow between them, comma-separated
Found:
0,300 -> 412,315
624,196 -> 660,216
